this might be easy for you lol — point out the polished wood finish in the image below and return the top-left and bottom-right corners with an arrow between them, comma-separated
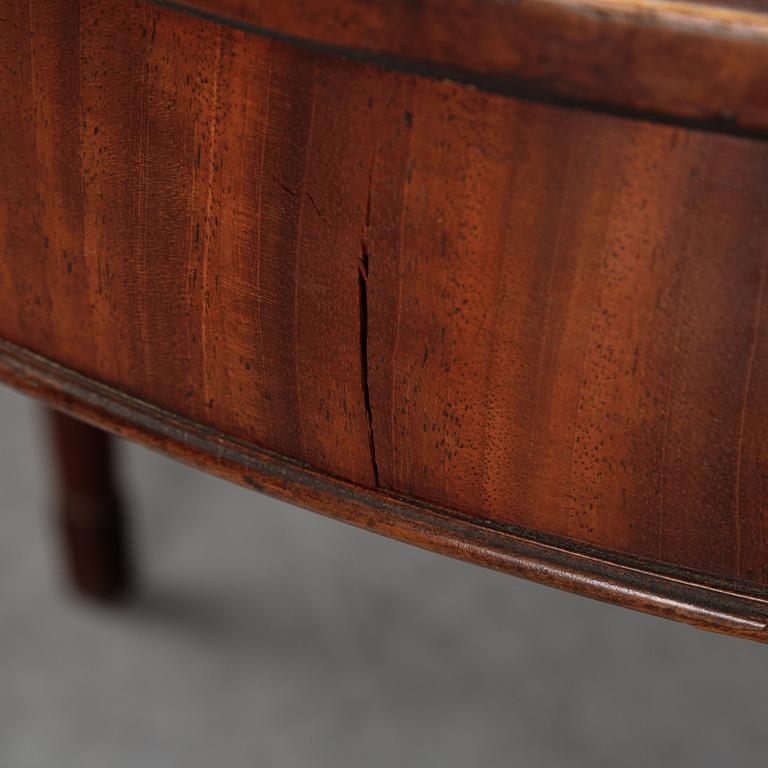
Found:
2,0 -> 768,639
4,340 -> 768,641
47,409 -> 131,600
161,0 -> 768,136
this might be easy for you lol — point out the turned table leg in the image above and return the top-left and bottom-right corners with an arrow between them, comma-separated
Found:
46,409 -> 132,601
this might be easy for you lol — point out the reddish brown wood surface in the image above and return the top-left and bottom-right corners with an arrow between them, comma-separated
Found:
2,0 -> 768,633
364,114 -> 768,587
3,339 -> 768,642
161,0 -> 768,135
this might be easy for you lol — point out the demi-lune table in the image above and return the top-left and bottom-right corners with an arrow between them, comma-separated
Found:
2,0 -> 768,642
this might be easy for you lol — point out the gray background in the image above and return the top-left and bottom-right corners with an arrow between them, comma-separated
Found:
1,383 -> 765,768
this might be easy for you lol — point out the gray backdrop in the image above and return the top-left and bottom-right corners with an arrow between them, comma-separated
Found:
0,384 -> 764,768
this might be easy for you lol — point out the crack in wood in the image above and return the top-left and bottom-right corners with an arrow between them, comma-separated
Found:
358,239 -> 379,487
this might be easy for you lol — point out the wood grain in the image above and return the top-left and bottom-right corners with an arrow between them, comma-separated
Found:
1,0 -> 377,486
2,0 -> 768,630
364,104 -> 768,585
3,339 -> 768,642
157,0 -> 768,136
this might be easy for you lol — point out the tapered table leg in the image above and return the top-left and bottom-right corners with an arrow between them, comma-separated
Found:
46,409 -> 132,601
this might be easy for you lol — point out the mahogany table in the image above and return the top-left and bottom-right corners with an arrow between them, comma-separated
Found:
2,0 -> 768,642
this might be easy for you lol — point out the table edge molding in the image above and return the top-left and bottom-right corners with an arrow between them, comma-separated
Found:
1,337 -> 766,642
153,0 -> 768,139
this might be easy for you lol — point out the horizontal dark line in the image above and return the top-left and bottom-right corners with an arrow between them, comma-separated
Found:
151,0 -> 768,142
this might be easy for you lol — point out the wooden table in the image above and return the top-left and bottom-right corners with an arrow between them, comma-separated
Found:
2,0 -> 768,642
